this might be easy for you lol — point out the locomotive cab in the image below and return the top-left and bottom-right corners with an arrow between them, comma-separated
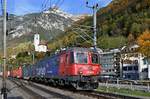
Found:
60,48 -> 101,90
74,52 -> 100,76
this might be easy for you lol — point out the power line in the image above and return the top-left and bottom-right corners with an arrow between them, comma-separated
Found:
41,0 -> 64,12
73,31 -> 93,45
54,0 -> 64,8
72,28 -> 94,41
41,0 -> 48,11
0,0 -> 3,15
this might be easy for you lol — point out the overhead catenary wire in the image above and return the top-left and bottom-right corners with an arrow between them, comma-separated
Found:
0,0 -> 3,15
53,0 -> 64,9
42,0 -> 50,11
73,30 -> 93,45
72,28 -> 94,41
42,0 -> 64,11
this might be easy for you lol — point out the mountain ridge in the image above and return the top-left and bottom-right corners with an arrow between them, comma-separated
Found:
47,0 -> 150,50
0,8 -> 75,48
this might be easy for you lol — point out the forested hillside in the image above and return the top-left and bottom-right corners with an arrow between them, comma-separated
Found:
48,0 -> 150,50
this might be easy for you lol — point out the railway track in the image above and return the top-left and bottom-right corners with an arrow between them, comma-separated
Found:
75,90 -> 142,99
10,78 -> 144,99
10,78 -> 74,99
27,80 -> 143,99
27,81 -> 73,99
10,78 -> 45,99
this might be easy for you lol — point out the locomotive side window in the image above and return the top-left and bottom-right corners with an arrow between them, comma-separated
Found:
66,54 -> 69,65
92,53 -> 99,64
70,52 -> 74,64
75,52 -> 88,64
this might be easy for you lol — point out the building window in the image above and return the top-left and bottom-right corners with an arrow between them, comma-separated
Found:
123,67 -> 127,71
143,58 -> 147,65
142,68 -> 148,72
134,66 -> 138,71
128,75 -> 131,79
128,67 -> 132,71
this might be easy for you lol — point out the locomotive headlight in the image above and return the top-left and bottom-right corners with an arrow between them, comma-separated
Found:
79,71 -> 83,75
78,67 -> 83,75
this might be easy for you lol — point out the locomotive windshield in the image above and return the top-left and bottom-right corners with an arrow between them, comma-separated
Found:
75,52 -> 88,64
91,53 -> 99,64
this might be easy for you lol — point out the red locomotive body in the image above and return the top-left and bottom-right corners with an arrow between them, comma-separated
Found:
58,48 -> 101,89
59,49 -> 100,76
11,66 -> 22,79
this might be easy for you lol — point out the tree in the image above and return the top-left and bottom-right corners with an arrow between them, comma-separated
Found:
131,23 -> 141,37
137,30 -> 150,58
36,52 -> 46,60
137,30 -> 150,79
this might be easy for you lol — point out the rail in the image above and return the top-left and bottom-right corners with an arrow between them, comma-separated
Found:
10,78 -> 46,99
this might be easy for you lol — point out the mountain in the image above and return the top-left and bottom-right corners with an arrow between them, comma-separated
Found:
0,8 -> 74,48
47,0 -> 150,50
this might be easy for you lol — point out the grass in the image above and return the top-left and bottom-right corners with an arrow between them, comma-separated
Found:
96,86 -> 150,97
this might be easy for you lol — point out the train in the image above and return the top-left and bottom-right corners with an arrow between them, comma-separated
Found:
10,47 -> 102,90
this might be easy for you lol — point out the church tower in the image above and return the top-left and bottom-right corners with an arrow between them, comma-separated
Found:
34,33 -> 40,51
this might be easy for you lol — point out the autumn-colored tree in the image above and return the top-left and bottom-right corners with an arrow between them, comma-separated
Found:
36,52 -> 46,60
137,30 -> 150,58
137,30 -> 150,79
28,43 -> 35,52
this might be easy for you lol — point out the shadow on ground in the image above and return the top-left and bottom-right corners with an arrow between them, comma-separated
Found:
7,96 -> 23,99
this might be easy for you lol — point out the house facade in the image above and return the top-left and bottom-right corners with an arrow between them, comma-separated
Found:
99,44 -> 150,80
121,45 -> 150,80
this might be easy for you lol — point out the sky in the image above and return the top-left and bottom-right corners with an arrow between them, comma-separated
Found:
0,0 -> 112,15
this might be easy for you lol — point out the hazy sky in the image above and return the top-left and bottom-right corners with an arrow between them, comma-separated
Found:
0,0 -> 112,15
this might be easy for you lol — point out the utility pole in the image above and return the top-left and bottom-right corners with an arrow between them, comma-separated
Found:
1,0 -> 7,98
86,1 -> 98,49
32,52 -> 35,64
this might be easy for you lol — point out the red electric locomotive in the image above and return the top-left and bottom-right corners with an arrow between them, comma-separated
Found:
10,66 -> 22,79
58,47 -> 101,90
10,47 -> 101,90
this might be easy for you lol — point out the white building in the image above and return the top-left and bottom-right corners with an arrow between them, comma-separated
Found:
99,45 -> 150,80
121,44 -> 150,80
34,33 -> 47,52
